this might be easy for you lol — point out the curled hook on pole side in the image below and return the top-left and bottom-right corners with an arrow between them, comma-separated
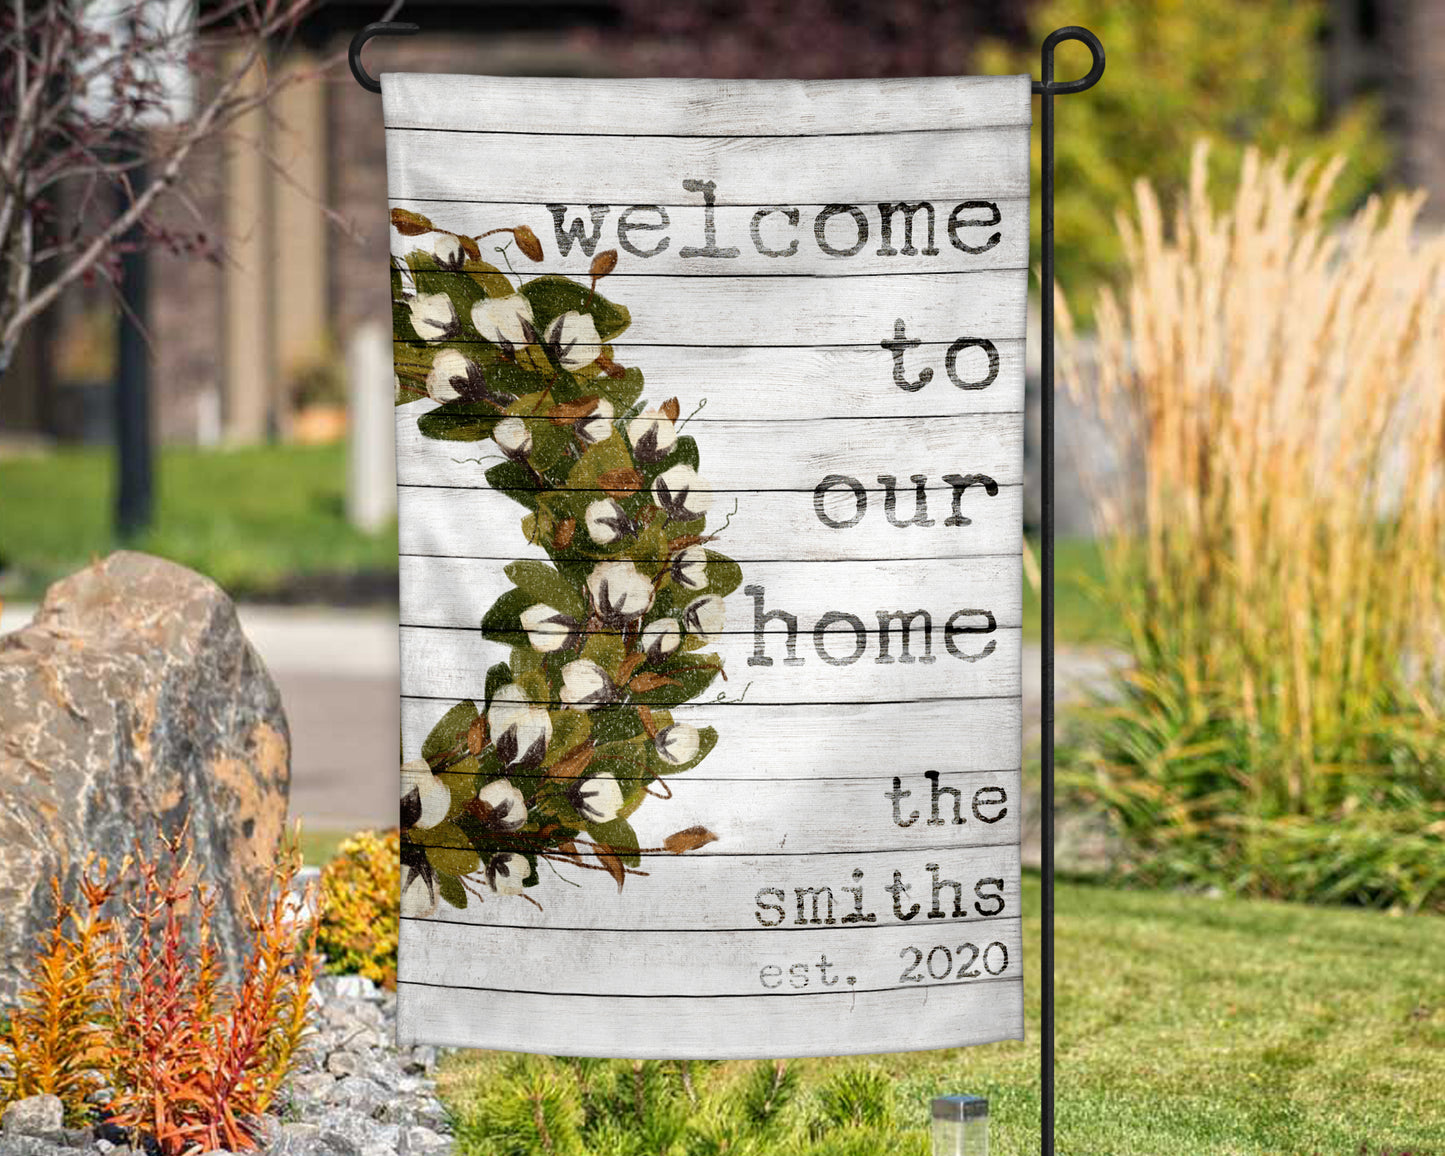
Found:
1032,26 -> 1105,96
349,21 -> 420,94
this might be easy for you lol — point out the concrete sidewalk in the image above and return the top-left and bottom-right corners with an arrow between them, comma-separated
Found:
2,601 -> 1124,843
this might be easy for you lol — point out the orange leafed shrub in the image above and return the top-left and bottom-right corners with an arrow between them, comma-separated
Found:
0,857 -> 123,1121
0,825 -> 321,1154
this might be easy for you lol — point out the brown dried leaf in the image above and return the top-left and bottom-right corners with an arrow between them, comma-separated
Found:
548,741 -> 595,780
553,517 -> 576,549
513,225 -> 544,262
636,705 -> 658,738
661,397 -> 681,423
548,397 -> 600,424
597,467 -> 645,497
618,652 -> 646,684
467,714 -> 487,756
594,845 -> 627,891
458,235 -> 481,261
629,672 -> 680,693
391,208 -> 434,236
590,248 -> 619,281
668,534 -> 705,552
596,354 -> 627,379
553,840 -> 584,863
663,826 -> 719,854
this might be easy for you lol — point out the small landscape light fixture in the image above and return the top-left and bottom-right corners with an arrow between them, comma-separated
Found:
932,1094 -> 988,1156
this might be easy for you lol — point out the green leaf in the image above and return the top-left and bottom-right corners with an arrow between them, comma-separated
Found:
587,815 -> 640,867
484,664 -> 512,710
427,844 -> 481,877
442,755 -> 481,818
580,633 -> 626,681
543,710 -> 592,768
423,701 -> 479,764
505,559 -> 588,620
462,258 -> 516,301
565,435 -> 634,492
480,587 -> 533,644
704,552 -> 743,599
417,400 -> 504,442
594,365 -> 646,412
486,460 -> 540,509
437,871 -> 469,910
631,654 -> 725,707
520,275 -> 632,341
592,709 -> 646,745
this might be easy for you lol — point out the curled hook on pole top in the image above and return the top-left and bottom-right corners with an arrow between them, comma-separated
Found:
1032,26 -> 1105,96
349,21 -> 420,94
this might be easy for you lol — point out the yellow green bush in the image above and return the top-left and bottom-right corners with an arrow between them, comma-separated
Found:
318,828 -> 400,988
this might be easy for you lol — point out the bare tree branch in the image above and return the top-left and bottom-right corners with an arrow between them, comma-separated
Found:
0,0 -> 330,378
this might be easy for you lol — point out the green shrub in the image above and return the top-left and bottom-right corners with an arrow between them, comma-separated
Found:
980,0 -> 1387,308
1060,147 -> 1445,910
447,1056 -> 922,1156
318,829 -> 400,988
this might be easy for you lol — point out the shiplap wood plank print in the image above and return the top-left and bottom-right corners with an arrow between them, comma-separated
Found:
384,72 -> 1030,1058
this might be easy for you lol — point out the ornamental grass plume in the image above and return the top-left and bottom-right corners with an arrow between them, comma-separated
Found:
1060,143 -> 1445,908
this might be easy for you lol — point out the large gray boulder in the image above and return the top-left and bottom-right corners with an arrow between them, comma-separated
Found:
0,552 -> 290,1001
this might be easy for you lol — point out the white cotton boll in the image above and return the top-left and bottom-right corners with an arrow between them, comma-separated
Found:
653,464 -> 712,520
401,757 -> 452,829
655,723 -> 701,766
626,408 -> 678,463
671,545 -> 709,590
426,348 -> 478,402
576,398 -> 615,444
520,603 -> 576,653
434,232 -> 465,267
571,773 -> 624,824
494,416 -> 533,459
488,685 -> 553,767
683,595 -> 726,642
408,292 -> 458,341
400,869 -> 437,918
546,311 -> 603,371
559,659 -> 615,710
474,778 -> 527,832
641,618 -> 682,662
585,498 -> 629,546
472,294 -> 536,351
586,561 -> 655,624
486,852 -> 531,895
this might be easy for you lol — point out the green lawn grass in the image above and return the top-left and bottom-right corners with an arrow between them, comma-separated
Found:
0,444 -> 397,601
1023,536 -> 1120,645
4,448 -> 1118,646
437,875 -> 1445,1155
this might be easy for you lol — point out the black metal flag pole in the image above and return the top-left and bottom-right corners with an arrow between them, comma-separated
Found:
352,19 -> 1104,1151
1033,25 -> 1105,1156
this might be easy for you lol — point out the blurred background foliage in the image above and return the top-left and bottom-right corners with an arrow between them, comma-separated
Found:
979,0 -> 1389,308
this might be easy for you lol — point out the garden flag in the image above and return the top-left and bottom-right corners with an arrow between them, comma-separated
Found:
387,74 -> 1029,1058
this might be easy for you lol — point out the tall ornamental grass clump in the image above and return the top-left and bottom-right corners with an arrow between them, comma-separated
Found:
1061,144 -> 1445,910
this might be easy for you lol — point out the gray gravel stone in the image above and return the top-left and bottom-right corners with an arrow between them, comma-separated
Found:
0,1097 -> 62,1139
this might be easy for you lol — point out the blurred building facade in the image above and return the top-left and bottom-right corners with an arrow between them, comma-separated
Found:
0,0 -> 1435,448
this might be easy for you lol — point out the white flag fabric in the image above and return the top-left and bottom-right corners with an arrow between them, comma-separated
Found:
386,73 -> 1030,1058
